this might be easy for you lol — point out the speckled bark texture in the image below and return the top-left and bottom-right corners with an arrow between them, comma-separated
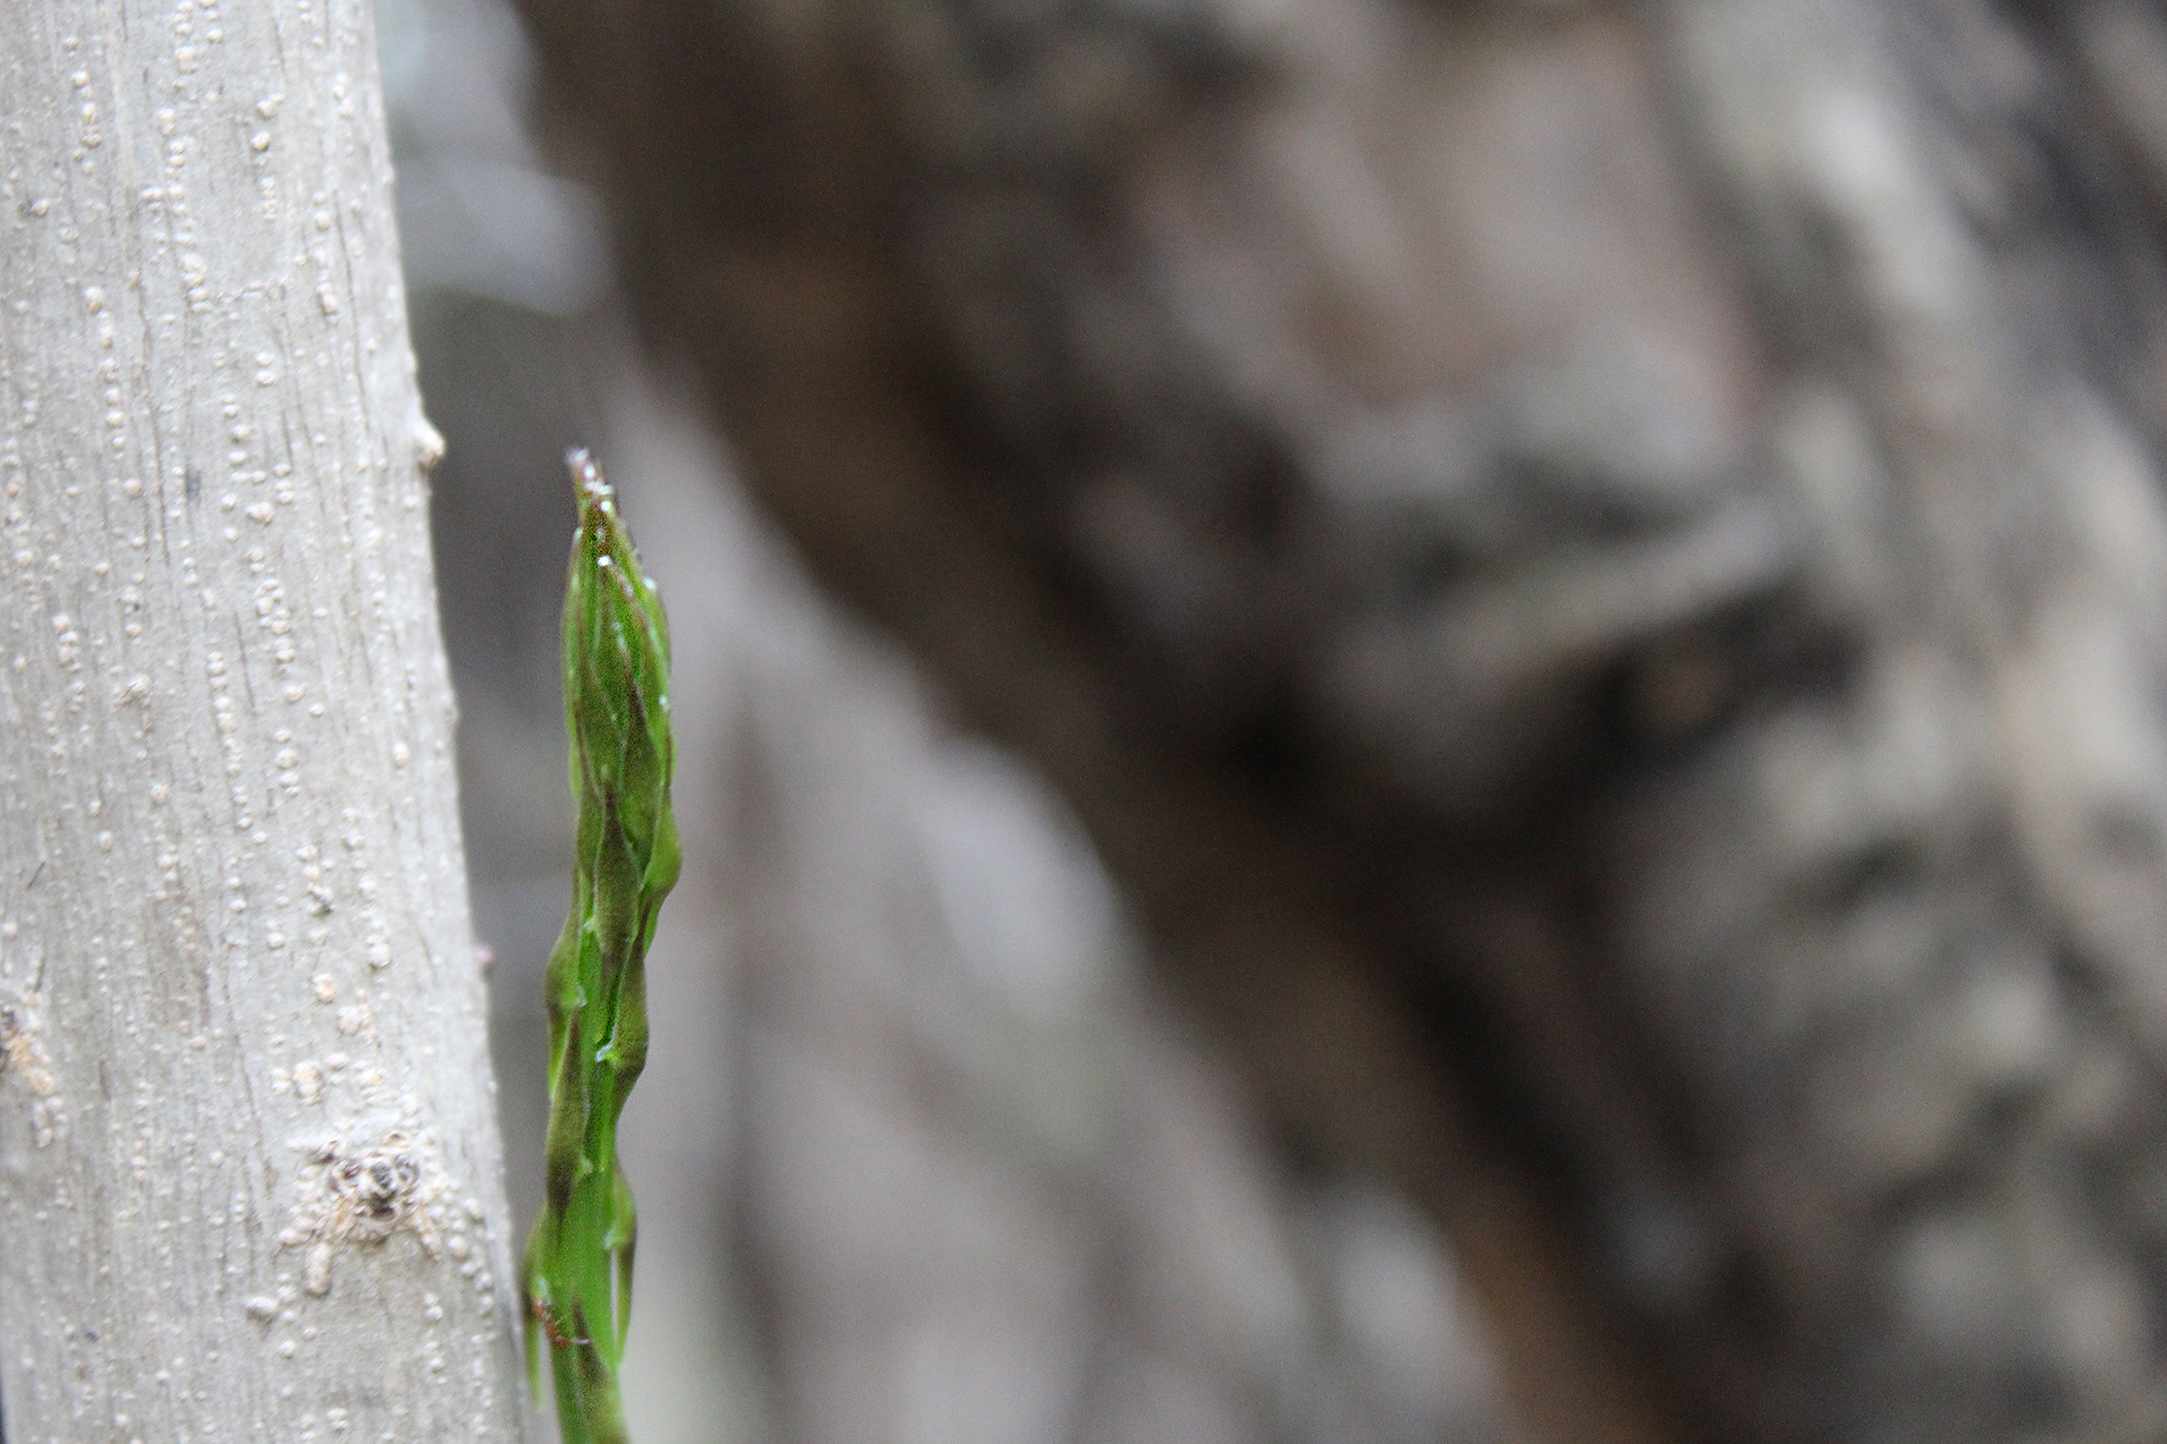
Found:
512,1 -> 2167,1440
0,2 -> 525,1439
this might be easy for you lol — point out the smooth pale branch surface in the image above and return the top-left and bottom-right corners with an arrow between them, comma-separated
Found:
0,0 -> 526,1438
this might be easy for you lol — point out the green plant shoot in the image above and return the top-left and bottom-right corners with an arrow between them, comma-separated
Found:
522,448 -> 681,1444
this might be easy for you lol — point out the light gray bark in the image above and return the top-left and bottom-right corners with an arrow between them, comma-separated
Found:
0,2 -> 526,1439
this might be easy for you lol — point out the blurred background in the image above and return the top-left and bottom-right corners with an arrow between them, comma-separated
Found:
380,2 -> 2167,1442
379,2 -> 1507,1440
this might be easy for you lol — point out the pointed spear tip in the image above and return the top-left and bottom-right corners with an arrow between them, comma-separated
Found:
566,447 -> 613,508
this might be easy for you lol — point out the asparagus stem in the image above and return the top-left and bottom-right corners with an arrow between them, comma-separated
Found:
522,449 -> 680,1444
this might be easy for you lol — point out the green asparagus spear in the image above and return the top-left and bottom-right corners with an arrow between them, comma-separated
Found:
523,448 -> 681,1444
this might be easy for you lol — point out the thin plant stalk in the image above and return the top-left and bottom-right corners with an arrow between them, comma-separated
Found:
522,449 -> 681,1444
